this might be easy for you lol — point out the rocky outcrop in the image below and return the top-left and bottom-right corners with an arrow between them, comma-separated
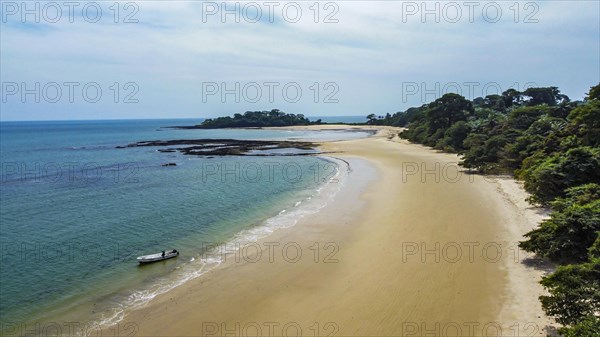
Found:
117,139 -> 318,156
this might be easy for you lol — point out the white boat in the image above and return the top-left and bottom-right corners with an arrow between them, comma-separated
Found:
137,250 -> 179,264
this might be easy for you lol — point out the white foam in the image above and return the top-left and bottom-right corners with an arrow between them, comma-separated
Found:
85,156 -> 350,334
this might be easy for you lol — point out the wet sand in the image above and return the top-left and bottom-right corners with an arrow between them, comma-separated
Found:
110,126 -> 552,336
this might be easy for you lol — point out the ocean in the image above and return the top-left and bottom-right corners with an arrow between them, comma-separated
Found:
0,118 -> 369,331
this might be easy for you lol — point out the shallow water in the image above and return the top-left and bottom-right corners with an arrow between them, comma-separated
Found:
0,118 -> 367,329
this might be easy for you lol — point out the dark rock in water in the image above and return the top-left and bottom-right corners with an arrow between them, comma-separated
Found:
162,163 -> 177,167
116,139 -> 318,157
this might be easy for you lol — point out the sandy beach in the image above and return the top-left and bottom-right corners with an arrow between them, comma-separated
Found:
109,126 -> 553,336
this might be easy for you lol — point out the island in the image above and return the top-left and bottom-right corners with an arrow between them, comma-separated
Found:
175,109 -> 322,129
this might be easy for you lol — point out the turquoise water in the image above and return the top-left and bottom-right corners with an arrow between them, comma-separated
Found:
0,118 -> 368,329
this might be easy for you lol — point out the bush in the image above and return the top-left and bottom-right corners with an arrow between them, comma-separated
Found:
539,260 -> 600,326
522,147 -> 600,204
560,315 -> 600,337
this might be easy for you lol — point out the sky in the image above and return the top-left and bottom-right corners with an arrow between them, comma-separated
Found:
1,0 -> 599,121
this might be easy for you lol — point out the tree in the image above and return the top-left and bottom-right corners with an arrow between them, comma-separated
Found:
268,109 -> 282,117
520,199 -> 600,263
586,83 -> 600,101
461,133 -> 489,171
520,185 -> 600,263
522,147 -> 600,204
441,121 -> 471,152
523,87 -> 569,106
426,93 -> 473,131
539,260 -> 600,325
566,100 -> 600,147
366,113 -> 377,125
507,106 -> 552,130
391,84 -> 600,334
560,315 -> 600,337
550,183 -> 600,212
196,110 -> 312,128
472,96 -> 485,107
502,116 -> 565,169
589,235 -> 600,260
483,94 -> 507,111
502,88 -> 523,107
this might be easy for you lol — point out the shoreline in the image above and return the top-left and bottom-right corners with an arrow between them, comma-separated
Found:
15,154 -> 352,333
103,125 -> 553,336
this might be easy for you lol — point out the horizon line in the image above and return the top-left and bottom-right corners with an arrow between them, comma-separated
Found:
0,115 -> 368,123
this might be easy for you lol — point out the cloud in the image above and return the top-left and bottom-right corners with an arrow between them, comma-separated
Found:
1,0 -> 598,121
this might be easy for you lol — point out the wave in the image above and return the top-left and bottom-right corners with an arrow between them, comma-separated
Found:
85,156 -> 350,334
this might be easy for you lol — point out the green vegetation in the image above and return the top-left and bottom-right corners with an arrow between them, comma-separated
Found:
374,84 -> 600,335
539,260 -> 600,327
196,109 -> 319,128
520,184 -> 600,264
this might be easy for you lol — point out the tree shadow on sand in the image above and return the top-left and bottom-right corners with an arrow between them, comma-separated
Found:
521,255 -> 555,274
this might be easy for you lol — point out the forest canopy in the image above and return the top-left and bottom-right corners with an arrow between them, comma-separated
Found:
195,109 -> 318,128
371,84 -> 600,336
